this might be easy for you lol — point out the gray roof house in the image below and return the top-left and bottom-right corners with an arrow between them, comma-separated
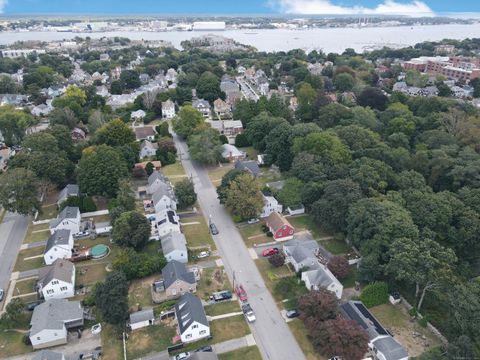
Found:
283,239 -> 320,272
32,350 -> 65,360
161,260 -> 196,298
175,293 -> 210,343
235,160 -> 260,177
44,230 -> 74,266
49,206 -> 81,235
129,308 -> 155,330
161,232 -> 188,263
57,184 -> 79,207
139,139 -> 158,159
152,184 -> 177,213
147,171 -> 170,195
341,301 -> 408,360
29,299 -> 84,350
37,259 -> 75,300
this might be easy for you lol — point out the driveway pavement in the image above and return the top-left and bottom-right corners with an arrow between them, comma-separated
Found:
0,211 -> 29,311
172,132 -> 306,360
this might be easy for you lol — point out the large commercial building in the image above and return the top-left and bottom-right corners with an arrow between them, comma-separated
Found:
404,56 -> 480,81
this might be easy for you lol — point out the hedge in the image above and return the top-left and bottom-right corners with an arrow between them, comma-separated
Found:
359,281 -> 389,308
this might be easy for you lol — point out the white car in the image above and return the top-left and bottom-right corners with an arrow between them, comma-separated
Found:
242,303 -> 256,323
0,288 -> 4,302
197,251 -> 210,259
247,218 -> 260,224
91,323 -> 102,335
174,352 -> 190,360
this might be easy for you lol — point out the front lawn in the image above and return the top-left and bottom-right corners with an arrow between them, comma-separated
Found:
37,204 -> 58,221
288,215 -> 331,239
14,278 -> 37,295
101,323 -> 123,360
238,223 -> 273,247
218,346 -> 262,360
162,162 -> 186,178
0,312 -> 33,358
254,259 -> 302,303
13,247 -> 45,272
182,214 -> 216,249
208,164 -> 233,185
210,315 -> 250,343
126,323 -> 176,359
205,300 -> 239,317
288,319 -> 326,360
238,146 -> 258,160
319,238 -> 352,255
340,266 -> 358,288
23,223 -> 50,244
197,267 -> 231,301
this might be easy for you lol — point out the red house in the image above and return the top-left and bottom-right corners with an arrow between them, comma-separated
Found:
266,212 -> 295,241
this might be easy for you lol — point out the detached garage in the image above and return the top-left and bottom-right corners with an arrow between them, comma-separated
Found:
129,309 -> 155,330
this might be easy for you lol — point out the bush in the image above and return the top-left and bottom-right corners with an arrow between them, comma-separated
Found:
219,134 -> 228,144
22,334 -> 31,345
143,111 -> 156,124
261,224 -> 269,233
327,256 -> 350,279
235,133 -> 250,147
273,277 -> 307,300
418,317 -> 428,328
81,196 -> 97,212
269,253 -> 285,267
360,281 -> 389,308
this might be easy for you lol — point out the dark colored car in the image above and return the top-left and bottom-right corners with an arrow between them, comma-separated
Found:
286,309 -> 300,318
209,223 -> 219,235
26,300 -> 43,311
194,345 -> 213,352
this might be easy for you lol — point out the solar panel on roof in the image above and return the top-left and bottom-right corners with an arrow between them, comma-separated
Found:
354,302 -> 388,335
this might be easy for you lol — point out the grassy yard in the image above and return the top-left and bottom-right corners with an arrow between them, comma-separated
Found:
126,323 -> 176,359
162,162 -> 186,178
238,223 -> 273,248
37,204 -> 58,221
91,214 -> 111,223
75,262 -> 110,287
101,323 -> 123,360
182,215 -> 216,249
13,246 -> 45,272
207,164 -> 233,185
288,320 -> 326,360
319,238 -> 352,255
239,146 -> 258,160
288,215 -> 332,239
205,300 -> 239,317
254,259 -> 301,303
340,266 -> 358,288
23,223 -> 50,244
197,267 -> 231,301
0,312 -> 33,358
14,278 -> 37,295
128,275 -> 157,309
219,346 -> 262,360
210,315 -> 250,343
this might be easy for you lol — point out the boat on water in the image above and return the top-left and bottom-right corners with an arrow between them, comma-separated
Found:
244,32 -> 258,35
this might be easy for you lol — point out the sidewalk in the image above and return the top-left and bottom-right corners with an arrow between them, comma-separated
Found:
213,334 -> 256,354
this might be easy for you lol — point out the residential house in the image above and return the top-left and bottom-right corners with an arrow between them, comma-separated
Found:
107,93 -> 137,109
302,266 -> 343,299
175,293 -> 210,343
71,128 -> 86,142
152,209 -> 181,239
139,140 -> 158,159
147,171 -> 170,195
135,126 -> 156,142
0,94 -> 28,106
37,259 -> 75,300
57,184 -> 79,208
131,109 -> 146,121
192,99 -> 211,118
289,96 -> 298,112
221,144 -> 246,162
286,204 -> 305,216
95,85 -> 110,97
162,99 -> 176,119
220,77 -> 241,106
32,350 -> 65,360
111,66 -> 122,80
257,79 -> 270,96
265,212 -> 295,241
161,260 -> 197,298
139,73 -> 150,84
341,301 -> 409,360
260,192 -> 283,218
49,207 -> 81,235
166,68 -> 178,83
283,239 -> 320,272
161,232 -> 188,263
152,184 -> 177,213
234,160 -> 260,177
44,230 -> 74,265
210,120 -> 243,137
31,103 -> 53,117
213,98 -> 231,117
129,309 -> 155,330
29,299 -> 84,350
0,146 -> 15,171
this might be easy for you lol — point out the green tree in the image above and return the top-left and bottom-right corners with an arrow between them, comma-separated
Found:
357,87 -> 388,111
217,169 -> 244,204
173,105 -> 204,139
387,237 -> 456,312
333,72 -> 355,92
77,145 -> 128,197
0,75 -> 18,93
120,70 -> 141,90
112,248 -> 166,280
95,271 -> 129,327
292,131 -> 351,166
196,71 -> 223,103
0,298 -> 24,328
174,179 -> 197,209
145,162 -> 154,175
244,112 -> 287,152
94,118 -> 135,147
188,128 -> 222,165
49,107 -> 78,129
0,168 -> 41,215
225,173 -> 263,220
295,82 -> 316,122
277,178 -> 303,209
112,211 -> 151,250
0,106 -> 34,146
114,179 -> 136,211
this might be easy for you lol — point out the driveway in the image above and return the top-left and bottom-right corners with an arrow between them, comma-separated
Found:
0,211 -> 29,311
172,132 -> 306,360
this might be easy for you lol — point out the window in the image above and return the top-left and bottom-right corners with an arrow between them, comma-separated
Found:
186,334 -> 192,339
192,324 -> 198,329
200,330 -> 206,335
60,286 -> 67,291
46,289 -> 54,294
37,337 -> 40,340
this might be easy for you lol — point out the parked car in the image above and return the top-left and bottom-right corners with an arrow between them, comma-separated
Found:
197,251 -> 210,259
0,288 -> 4,302
174,352 -> 190,360
242,303 -> 256,323
235,285 -> 248,302
262,247 -> 279,257
247,218 -> 259,224
26,300 -> 43,311
91,323 -> 102,335
286,309 -> 300,318
210,290 -> 232,302
209,223 -> 219,235
194,345 -> 213,352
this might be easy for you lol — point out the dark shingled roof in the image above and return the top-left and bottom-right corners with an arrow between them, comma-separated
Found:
44,229 -> 71,253
162,260 -> 195,289
174,293 -> 208,334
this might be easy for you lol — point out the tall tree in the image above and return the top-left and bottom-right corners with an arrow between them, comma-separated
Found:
174,179 -> 197,209
188,128 -> 222,165
94,118 -> 135,147
95,271 -> 129,327
225,173 -> 263,220
196,71 -> 223,103
0,168 -> 40,215
112,211 -> 151,250
173,105 -> 204,139
0,106 -> 34,146
298,289 -> 339,323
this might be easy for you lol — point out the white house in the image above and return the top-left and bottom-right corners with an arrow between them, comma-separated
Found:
302,266 -> 343,300
192,99 -> 211,118
221,144 -> 246,162
341,301 -> 409,360
44,230 -> 74,265
147,171 -> 170,195
57,184 -> 79,208
131,109 -> 146,121
161,232 -> 188,263
175,293 -> 210,343
37,259 -> 75,300
139,140 -> 158,159
152,210 -> 181,239
283,240 -> 320,272
49,206 -> 81,235
260,193 -> 283,218
162,99 -> 176,119
129,309 -> 155,330
29,299 -> 84,350
152,185 -> 177,213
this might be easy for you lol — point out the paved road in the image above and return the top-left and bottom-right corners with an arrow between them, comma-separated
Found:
0,211 -> 29,309
172,133 -> 306,360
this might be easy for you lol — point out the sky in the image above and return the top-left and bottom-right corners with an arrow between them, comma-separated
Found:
1,0 -> 480,16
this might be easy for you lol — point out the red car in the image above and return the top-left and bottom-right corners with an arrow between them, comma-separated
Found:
235,285 -> 248,302
262,247 -> 279,257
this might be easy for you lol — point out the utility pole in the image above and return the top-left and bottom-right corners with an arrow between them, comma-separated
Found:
123,331 -> 127,360
232,270 -> 236,290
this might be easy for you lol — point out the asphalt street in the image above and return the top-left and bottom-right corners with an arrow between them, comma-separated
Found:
172,132 -> 306,360
0,211 -> 29,309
